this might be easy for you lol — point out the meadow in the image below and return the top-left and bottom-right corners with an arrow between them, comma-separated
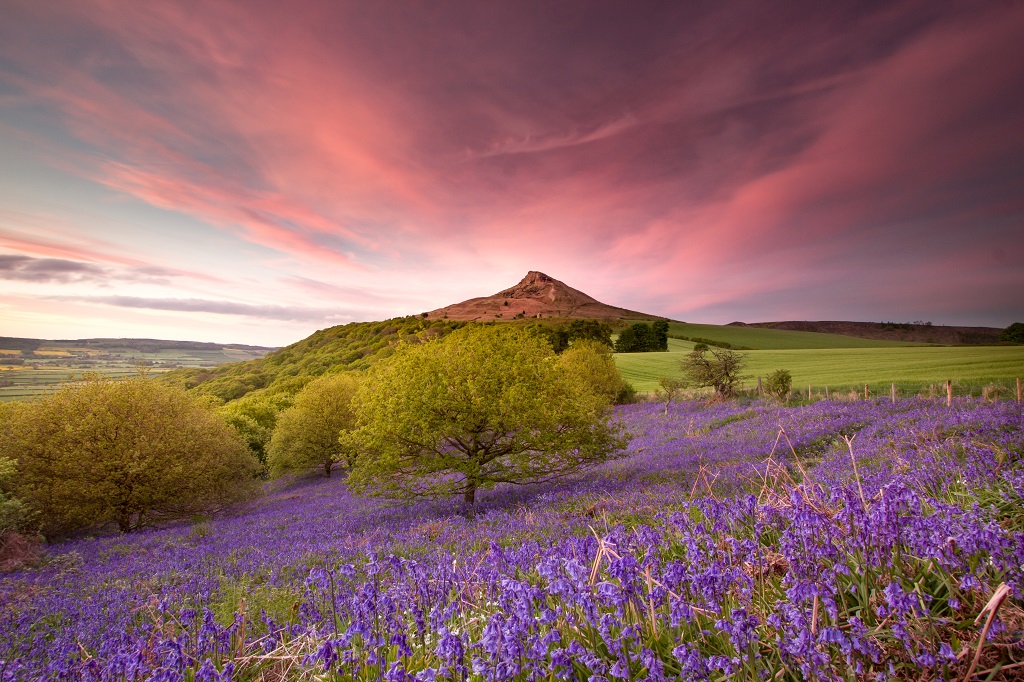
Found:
2,395 -> 1022,680
615,340 -> 1024,395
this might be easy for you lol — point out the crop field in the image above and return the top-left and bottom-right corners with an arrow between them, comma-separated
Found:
2,397 -> 1023,679
616,343 -> 1024,395
666,322 -> 921,350
0,342 -> 273,402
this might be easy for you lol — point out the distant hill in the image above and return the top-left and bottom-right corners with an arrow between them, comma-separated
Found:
0,336 -> 275,353
425,271 -> 658,321
731,321 -> 1003,345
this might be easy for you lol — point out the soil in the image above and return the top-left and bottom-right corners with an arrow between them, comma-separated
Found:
424,271 -> 659,322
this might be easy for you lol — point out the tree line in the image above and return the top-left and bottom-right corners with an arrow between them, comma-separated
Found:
0,325 -> 629,556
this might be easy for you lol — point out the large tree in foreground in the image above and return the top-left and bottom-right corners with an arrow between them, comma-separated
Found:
346,325 -> 627,505
0,377 -> 260,535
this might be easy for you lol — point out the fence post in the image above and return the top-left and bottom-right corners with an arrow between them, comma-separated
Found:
864,383 -> 869,401
825,385 -> 829,400
808,384 -> 812,400
891,383 -> 896,404
1018,377 -> 1022,404
946,379 -> 952,407
757,376 -> 762,395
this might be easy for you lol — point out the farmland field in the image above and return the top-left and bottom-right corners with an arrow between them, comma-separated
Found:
0,340 -> 274,402
2,396 -> 1023,679
616,342 -> 1024,394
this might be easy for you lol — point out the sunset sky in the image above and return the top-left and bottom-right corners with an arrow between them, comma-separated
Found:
1,1 -> 1022,346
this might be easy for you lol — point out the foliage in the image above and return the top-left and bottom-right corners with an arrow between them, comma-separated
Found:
267,372 -> 360,478
613,320 -> 668,353
0,450 -> 36,566
533,319 -> 614,353
679,347 -> 748,397
763,368 -> 793,401
657,376 -> 685,414
346,325 -> 627,504
220,392 -> 294,471
556,340 -> 628,405
0,377 -> 261,535
1001,322 -> 1024,343
160,317 -> 465,402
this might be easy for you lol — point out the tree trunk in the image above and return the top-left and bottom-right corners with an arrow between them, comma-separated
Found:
463,481 -> 476,506
324,460 -> 332,478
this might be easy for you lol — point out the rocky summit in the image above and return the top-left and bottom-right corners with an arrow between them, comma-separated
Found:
424,271 -> 657,321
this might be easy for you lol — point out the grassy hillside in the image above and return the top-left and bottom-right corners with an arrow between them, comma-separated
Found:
667,321 -> 923,349
615,341 -> 1024,394
160,317 -> 466,401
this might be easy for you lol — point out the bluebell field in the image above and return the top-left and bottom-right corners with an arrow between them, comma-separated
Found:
1,397 -> 1022,681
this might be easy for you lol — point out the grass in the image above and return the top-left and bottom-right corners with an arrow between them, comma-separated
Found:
616,344 -> 1024,394
666,321 -> 924,350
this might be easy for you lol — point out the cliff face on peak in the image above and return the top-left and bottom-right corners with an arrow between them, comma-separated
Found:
425,271 -> 658,321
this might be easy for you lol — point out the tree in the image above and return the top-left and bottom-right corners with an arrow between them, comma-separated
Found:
763,369 -> 793,402
267,373 -> 360,478
346,325 -> 626,505
221,391 -> 294,472
1001,322 -> 1024,344
556,340 -> 628,405
0,377 -> 260,535
658,377 -> 685,415
679,348 -> 748,398
651,320 -> 669,351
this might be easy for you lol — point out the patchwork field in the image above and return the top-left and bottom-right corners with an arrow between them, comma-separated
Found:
0,339 -> 274,401
616,341 -> 1024,395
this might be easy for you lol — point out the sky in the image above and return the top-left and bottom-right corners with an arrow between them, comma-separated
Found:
1,0 -> 1022,347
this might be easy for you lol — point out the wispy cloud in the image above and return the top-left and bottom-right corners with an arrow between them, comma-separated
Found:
50,295 -> 347,323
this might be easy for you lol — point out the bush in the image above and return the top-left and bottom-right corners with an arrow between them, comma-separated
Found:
763,369 -> 793,401
0,378 -> 261,535
556,340 -> 628,405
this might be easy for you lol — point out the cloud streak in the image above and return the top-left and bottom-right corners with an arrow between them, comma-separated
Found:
0,0 -> 1022,343
51,295 -> 345,323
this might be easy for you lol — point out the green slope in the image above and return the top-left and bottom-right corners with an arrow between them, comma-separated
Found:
160,318 -> 465,401
615,344 -> 1024,394
667,322 -> 923,350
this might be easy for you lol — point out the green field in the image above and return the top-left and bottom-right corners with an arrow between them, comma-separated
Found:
615,342 -> 1024,395
0,341 -> 274,402
666,321 -> 922,349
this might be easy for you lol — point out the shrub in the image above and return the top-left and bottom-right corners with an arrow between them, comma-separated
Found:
763,369 -> 793,401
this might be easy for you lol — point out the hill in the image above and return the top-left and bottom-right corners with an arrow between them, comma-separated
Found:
159,318 -> 467,401
734,320 -> 1002,345
425,271 -> 657,321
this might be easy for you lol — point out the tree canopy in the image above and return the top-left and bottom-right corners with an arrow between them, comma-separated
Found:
0,377 -> 260,535
1001,322 -> 1024,344
346,325 -> 626,505
679,347 -> 748,398
267,372 -> 360,478
613,320 -> 668,353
